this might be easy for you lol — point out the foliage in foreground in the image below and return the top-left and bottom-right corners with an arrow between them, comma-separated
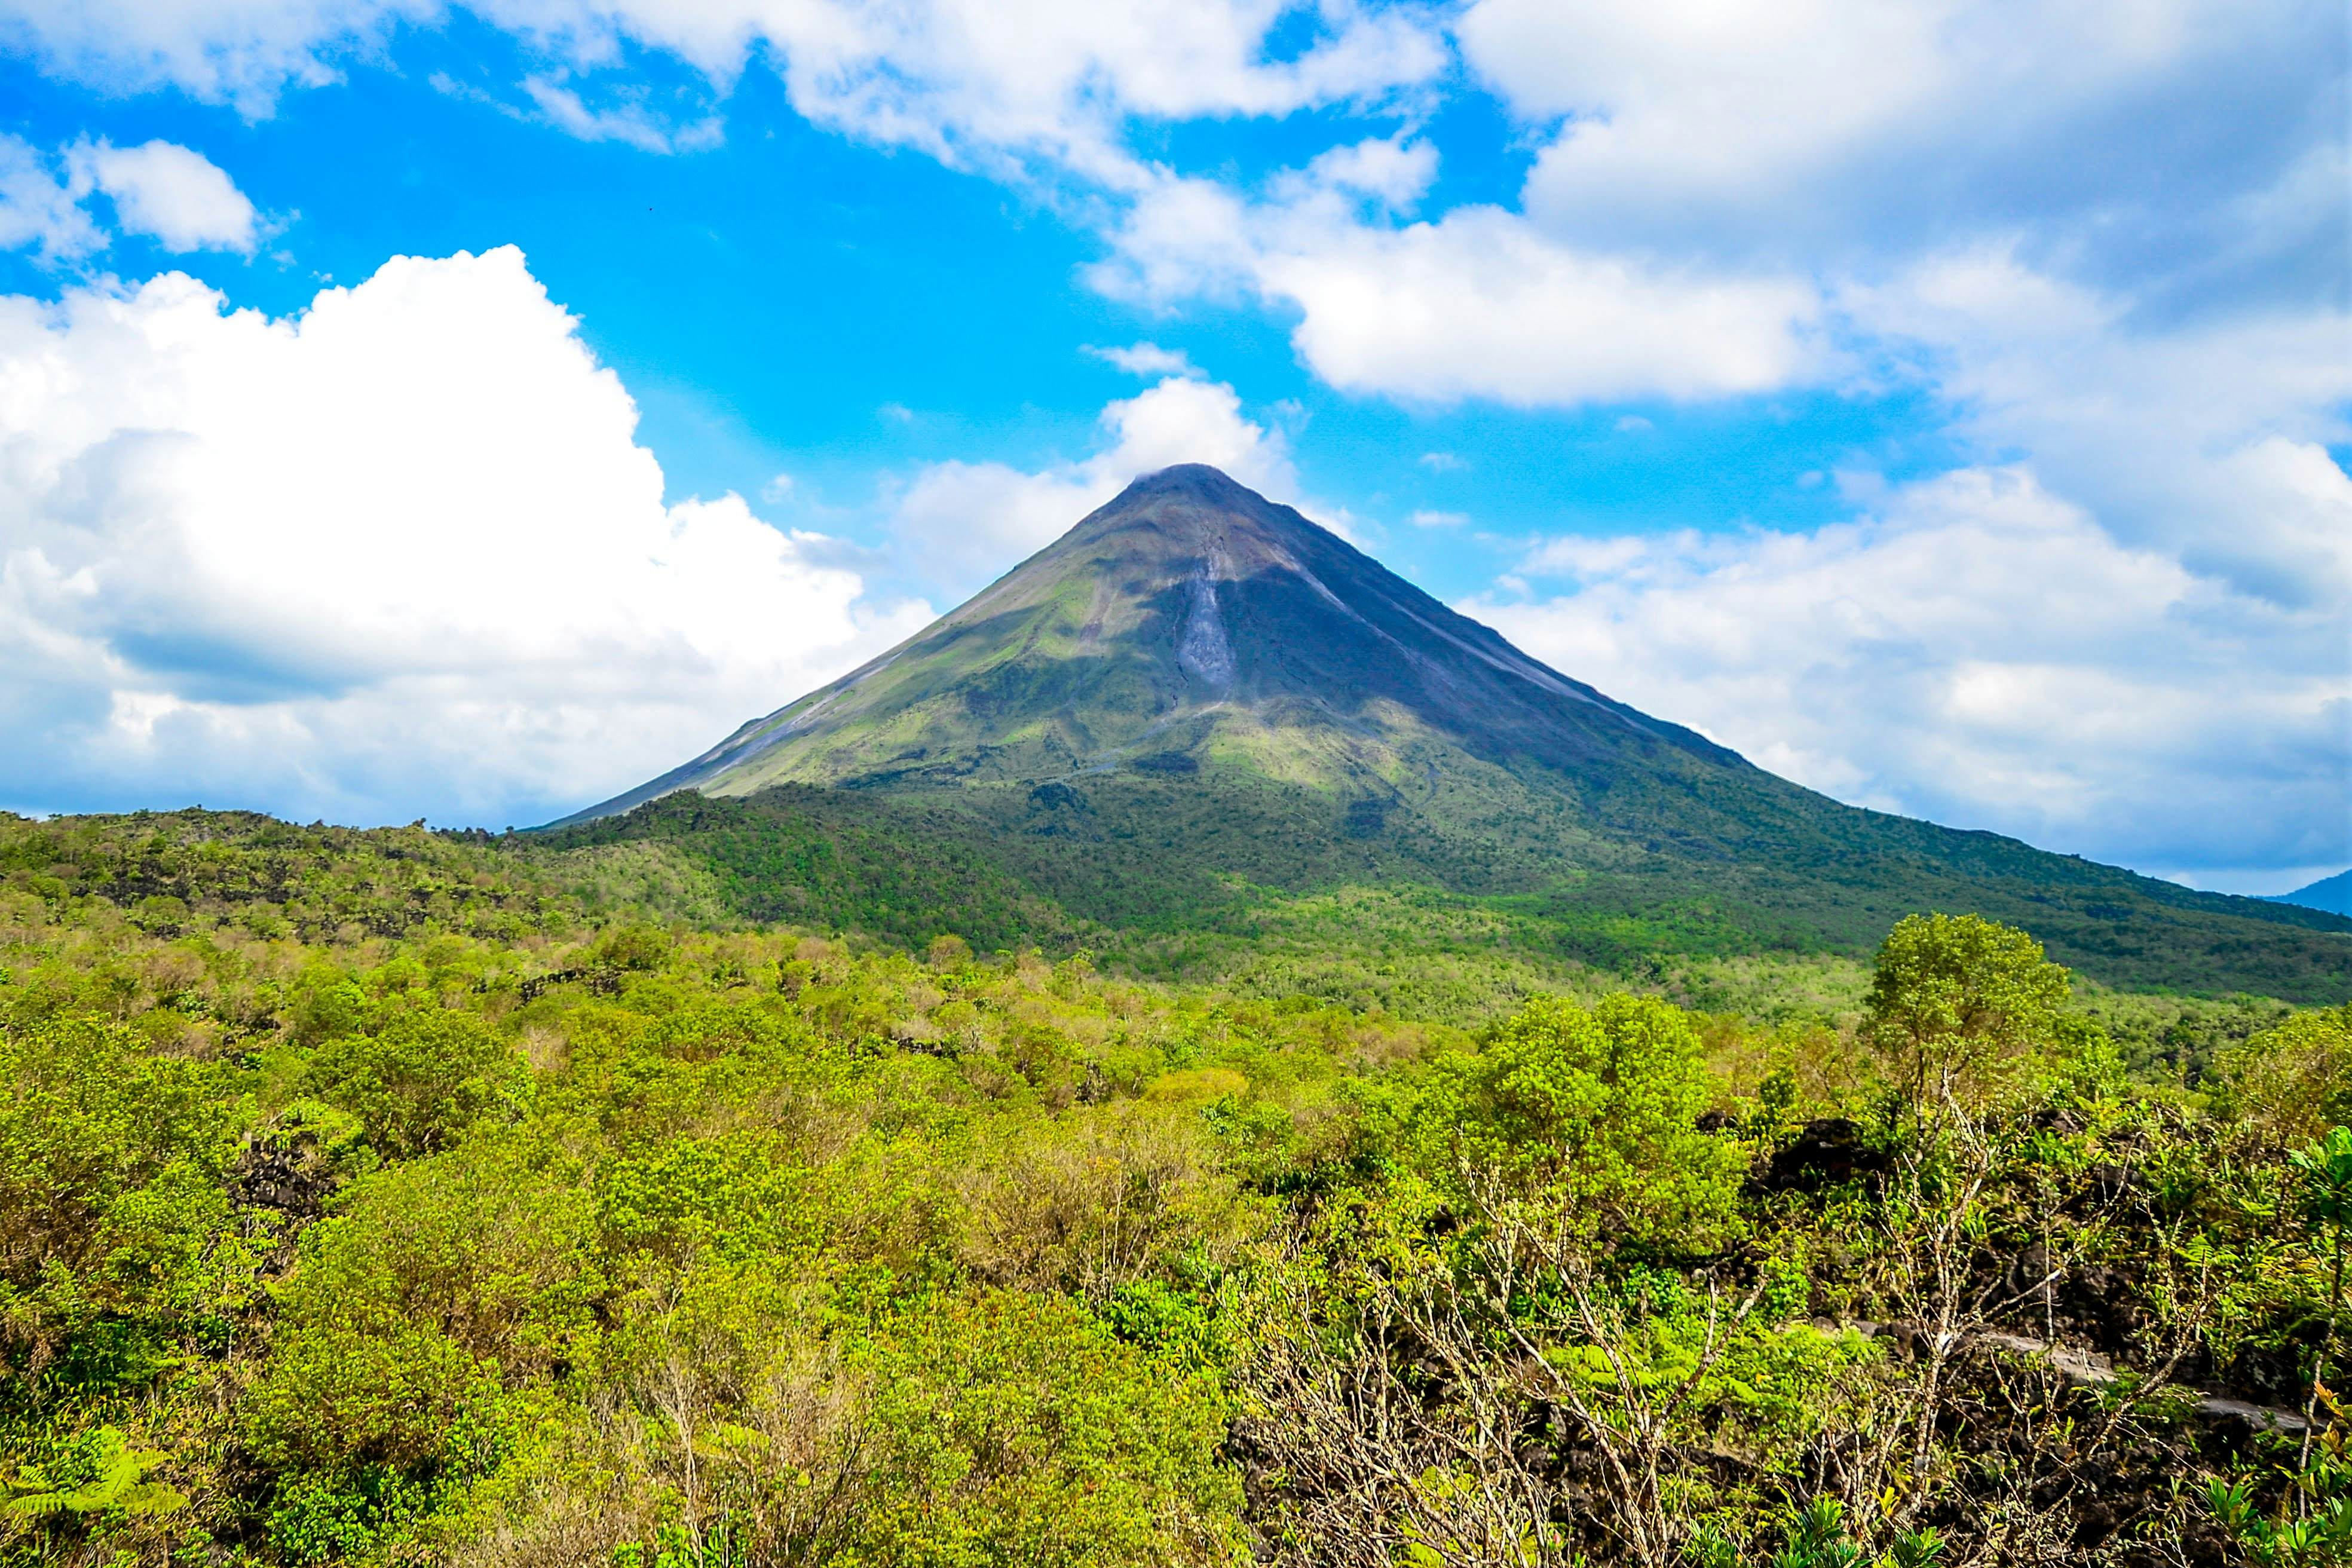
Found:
2,811 -> 2352,1566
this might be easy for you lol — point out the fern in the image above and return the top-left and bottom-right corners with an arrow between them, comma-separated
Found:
3,1426 -> 186,1529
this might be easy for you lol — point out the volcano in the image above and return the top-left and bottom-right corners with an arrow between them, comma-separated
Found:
571,464 -> 1765,819
555,464 -> 2351,999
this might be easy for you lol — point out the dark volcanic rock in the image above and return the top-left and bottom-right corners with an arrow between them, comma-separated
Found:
1753,1117 -> 1891,1193
233,1126 -> 338,1221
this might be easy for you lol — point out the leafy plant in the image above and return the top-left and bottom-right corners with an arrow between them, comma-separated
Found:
1685,1499 -> 1943,1568
2205,1459 -> 2352,1566
2,1426 -> 186,1529
2292,1126 -> 2352,1466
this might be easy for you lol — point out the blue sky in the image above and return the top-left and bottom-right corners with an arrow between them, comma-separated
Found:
0,0 -> 2344,892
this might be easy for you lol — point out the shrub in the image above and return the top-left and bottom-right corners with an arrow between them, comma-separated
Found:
0,1015 -> 238,1381
2216,1004 -> 2352,1145
1404,993 -> 1748,1248
846,1290 -> 1242,1567
301,1008 -> 526,1158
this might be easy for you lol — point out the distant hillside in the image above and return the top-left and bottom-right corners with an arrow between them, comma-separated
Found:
552,465 -> 2352,1002
2271,868 -> 2352,917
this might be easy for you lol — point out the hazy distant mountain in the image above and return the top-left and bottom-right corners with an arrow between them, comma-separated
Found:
556,465 -> 2352,999
2271,869 -> 2352,918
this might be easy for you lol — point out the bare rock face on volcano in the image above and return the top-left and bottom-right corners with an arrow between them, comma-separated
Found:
568,464 -> 1757,822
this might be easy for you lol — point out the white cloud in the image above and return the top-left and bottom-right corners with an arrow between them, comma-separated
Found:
1460,0 -> 2336,286
1085,341 -> 1199,378
1068,79 -> 1827,408
520,76 -> 725,154
0,0 -> 1446,183
886,373 -> 1306,595
1267,209 -> 1824,404
1460,0 -> 1949,185
1471,467 -> 2351,880
0,134 -> 100,259
0,247 -> 927,825
1840,244 -> 2352,608
0,135 -> 261,259
1078,0 -> 2338,419
0,0 -> 429,115
1095,174 -> 1830,407
1293,134 -> 1437,211
746,0 -> 1445,186
2,0 -> 2326,416
68,139 -> 261,252
1408,509 -> 1465,528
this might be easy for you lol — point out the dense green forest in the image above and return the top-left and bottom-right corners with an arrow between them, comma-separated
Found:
541,784 -> 2352,1007
7,808 -> 2352,1566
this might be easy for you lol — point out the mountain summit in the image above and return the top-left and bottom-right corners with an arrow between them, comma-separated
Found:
556,465 -> 2350,999
570,463 -> 1753,817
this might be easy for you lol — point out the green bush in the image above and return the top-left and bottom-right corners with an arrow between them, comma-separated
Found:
845,1290 -> 1242,1567
2217,1003 -> 2352,1144
1397,993 -> 1749,1247
301,1009 -> 527,1158
244,1141 -> 593,1474
0,1015 -> 240,1386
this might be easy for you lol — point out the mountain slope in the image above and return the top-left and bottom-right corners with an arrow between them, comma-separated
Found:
2273,869 -> 2352,917
568,464 -> 1746,814
555,465 -> 2352,1000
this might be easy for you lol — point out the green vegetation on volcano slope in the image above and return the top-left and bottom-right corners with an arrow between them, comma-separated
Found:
12,808 -> 2352,1565
535,779 -> 2352,1006
560,466 -> 2351,1011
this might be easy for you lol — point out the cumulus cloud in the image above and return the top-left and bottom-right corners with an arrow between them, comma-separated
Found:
1091,162 -> 1831,408
1841,245 -> 2352,607
1470,468 -> 2351,884
68,139 -> 262,252
4,0 -> 2326,412
0,0 -> 1446,183
19,0 -> 2318,420
886,373 -> 1307,596
0,134 -> 260,259
1259,207 -> 1826,405
1293,134 -> 1437,211
0,133 -> 101,259
1460,0 -> 1955,231
1079,0 -> 2341,417
748,0 -> 1444,186
0,246 -> 927,826
1461,0 -> 2340,292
